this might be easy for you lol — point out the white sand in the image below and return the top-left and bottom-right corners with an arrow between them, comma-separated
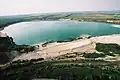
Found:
112,24 -> 120,28
13,34 -> 120,61
91,34 -> 120,45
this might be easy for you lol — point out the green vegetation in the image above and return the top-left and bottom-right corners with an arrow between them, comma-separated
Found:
1,58 -> 120,80
1,41 -> 120,79
82,53 -> 106,58
13,45 -> 36,53
0,37 -> 15,64
0,37 -> 15,52
0,11 -> 120,29
114,14 -> 120,19
12,58 -> 43,64
96,43 -> 120,54
1,42 -> 120,80
0,13 -> 71,28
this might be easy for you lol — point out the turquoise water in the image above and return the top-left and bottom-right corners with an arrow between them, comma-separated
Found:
3,21 -> 120,45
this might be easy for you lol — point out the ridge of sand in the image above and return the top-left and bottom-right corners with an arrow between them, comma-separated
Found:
13,34 -> 120,61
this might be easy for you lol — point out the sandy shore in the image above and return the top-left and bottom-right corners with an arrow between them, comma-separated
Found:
13,34 -> 120,61
90,34 -> 120,45
112,24 -> 120,28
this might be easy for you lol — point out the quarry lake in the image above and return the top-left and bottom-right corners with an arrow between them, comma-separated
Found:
3,21 -> 120,45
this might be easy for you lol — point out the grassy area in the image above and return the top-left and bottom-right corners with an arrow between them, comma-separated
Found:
13,45 -> 36,53
1,59 -> 120,80
1,43 -> 120,80
82,53 -> 106,58
96,43 -> 120,54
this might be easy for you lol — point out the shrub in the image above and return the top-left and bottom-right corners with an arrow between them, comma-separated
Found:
96,43 -> 120,54
82,53 -> 105,58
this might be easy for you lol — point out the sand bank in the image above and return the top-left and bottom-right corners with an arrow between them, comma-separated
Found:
112,24 -> 120,28
13,34 -> 120,61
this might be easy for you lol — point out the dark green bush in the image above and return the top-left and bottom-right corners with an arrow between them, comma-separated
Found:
96,43 -> 120,54
82,53 -> 106,58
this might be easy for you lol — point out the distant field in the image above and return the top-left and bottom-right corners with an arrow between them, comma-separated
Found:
0,11 -> 120,29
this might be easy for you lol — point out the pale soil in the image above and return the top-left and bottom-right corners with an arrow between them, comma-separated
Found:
13,34 -> 120,61
90,34 -> 120,45
112,24 -> 120,28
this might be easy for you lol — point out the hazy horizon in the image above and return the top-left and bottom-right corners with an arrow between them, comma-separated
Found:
0,0 -> 120,16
